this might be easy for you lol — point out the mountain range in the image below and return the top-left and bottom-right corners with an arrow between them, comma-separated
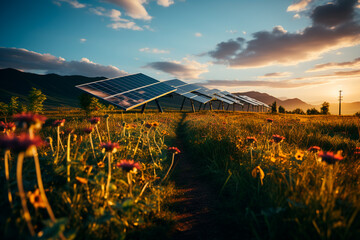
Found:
0,68 -> 359,115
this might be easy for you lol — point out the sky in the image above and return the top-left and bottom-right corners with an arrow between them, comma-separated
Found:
0,0 -> 359,104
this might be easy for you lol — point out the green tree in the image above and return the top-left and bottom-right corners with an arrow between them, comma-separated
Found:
0,102 -> 8,116
307,108 -> 320,115
278,105 -> 285,113
292,108 -> 305,114
79,93 -> 105,114
79,93 -> 92,113
271,101 -> 277,113
28,87 -> 47,113
8,96 -> 21,115
320,101 -> 330,115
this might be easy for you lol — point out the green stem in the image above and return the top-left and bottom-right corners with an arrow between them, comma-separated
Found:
55,126 -> 60,163
16,152 -> 36,236
33,148 -> 57,222
106,117 -> 110,142
89,133 -> 96,159
132,131 -> 143,158
95,125 -> 102,144
127,172 -> 133,197
4,150 -> 13,207
67,133 -> 71,183
104,152 -> 111,199
161,153 -> 175,183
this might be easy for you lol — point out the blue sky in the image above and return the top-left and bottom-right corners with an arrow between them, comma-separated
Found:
1,0 -> 360,103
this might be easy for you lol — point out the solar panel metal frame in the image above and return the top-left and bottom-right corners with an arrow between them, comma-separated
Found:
76,73 -> 176,111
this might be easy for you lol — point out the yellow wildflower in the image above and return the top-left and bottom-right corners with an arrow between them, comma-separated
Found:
251,166 -> 265,185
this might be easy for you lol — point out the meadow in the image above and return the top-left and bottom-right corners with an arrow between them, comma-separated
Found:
0,111 -> 360,239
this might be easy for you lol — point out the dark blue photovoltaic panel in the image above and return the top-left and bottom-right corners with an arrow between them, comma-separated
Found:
177,84 -> 200,93
105,82 -> 176,110
76,73 -> 176,111
163,79 -> 187,87
76,73 -> 159,97
174,89 -> 211,103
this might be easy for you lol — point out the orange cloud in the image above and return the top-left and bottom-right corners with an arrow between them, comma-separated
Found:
307,57 -> 360,72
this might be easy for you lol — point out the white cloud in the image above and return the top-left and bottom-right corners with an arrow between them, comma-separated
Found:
80,38 -> 87,43
157,0 -> 174,7
0,47 -> 127,78
90,7 -> 143,30
287,0 -> 312,12
139,47 -> 170,54
195,32 -> 202,37
144,57 -> 209,79
293,13 -> 300,19
104,0 -> 152,20
56,0 -> 86,8
108,22 -> 143,30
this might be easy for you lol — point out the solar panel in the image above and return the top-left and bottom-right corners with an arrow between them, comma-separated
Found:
175,89 -> 211,103
76,73 -> 176,111
163,79 -> 187,87
177,84 -> 201,93
77,73 -> 159,97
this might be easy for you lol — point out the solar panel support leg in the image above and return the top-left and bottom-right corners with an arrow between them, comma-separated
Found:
218,102 -> 221,110
203,103 -> 206,110
141,103 -> 147,114
233,104 -> 235,111
226,104 -> 230,110
198,103 -> 202,111
180,98 -> 186,111
222,102 -> 224,111
210,102 -> 213,111
190,100 -> 196,113
155,99 -> 163,113
247,104 -> 250,112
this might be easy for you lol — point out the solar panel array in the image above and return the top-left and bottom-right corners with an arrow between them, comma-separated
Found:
76,73 -> 176,111
163,79 -> 211,104
76,73 -> 269,112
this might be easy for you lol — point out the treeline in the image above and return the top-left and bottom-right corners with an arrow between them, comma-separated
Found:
270,101 -> 331,115
0,88 -> 115,117
0,88 -> 46,116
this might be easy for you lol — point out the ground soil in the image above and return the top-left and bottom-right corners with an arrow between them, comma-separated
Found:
168,114 -> 221,240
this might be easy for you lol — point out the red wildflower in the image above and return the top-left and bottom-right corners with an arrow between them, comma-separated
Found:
318,151 -> 343,164
89,117 -> 101,125
116,159 -> 141,172
308,146 -> 321,153
272,135 -> 285,143
246,136 -> 257,144
0,121 -> 16,133
100,141 -> 119,153
168,147 -> 181,154
83,127 -> 94,134
13,112 -> 46,129
266,118 -> 273,123
52,119 -> 65,127
0,134 -> 43,154
354,147 -> 360,155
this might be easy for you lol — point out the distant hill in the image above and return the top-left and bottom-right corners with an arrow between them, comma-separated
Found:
234,91 -> 360,115
234,91 -> 313,110
0,68 -> 105,107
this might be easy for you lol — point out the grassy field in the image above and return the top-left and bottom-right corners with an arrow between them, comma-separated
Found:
0,111 -> 360,239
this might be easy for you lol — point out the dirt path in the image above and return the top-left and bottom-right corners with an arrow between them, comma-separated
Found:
169,114 -> 220,240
